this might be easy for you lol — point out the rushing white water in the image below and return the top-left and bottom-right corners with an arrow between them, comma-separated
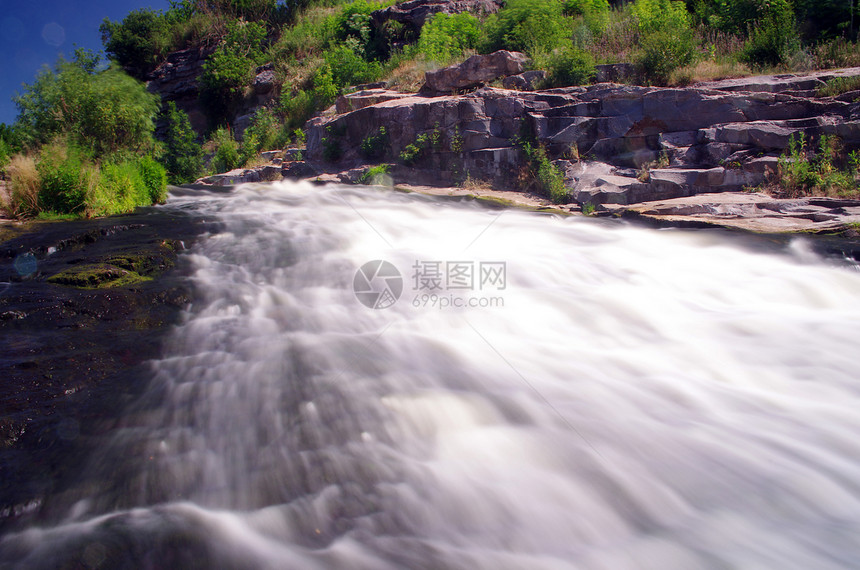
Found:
3,182 -> 860,569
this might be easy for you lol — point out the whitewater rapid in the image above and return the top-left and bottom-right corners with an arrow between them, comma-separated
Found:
2,182 -> 860,569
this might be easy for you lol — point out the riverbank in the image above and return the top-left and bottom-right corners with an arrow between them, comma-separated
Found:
0,206 -> 210,529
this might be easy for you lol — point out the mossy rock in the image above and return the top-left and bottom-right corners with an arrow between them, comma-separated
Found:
102,240 -> 179,276
47,263 -> 152,289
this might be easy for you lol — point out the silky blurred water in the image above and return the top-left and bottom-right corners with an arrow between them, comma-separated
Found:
3,182 -> 860,569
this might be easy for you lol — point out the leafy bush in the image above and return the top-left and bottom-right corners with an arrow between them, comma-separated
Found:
482,0 -> 572,57
360,127 -> 390,160
136,155 -> 169,203
100,9 -> 170,74
775,133 -> 857,197
161,102 -> 203,183
279,89 -> 319,131
14,50 -> 160,157
417,12 -> 481,63
324,45 -> 383,88
200,20 -> 268,119
242,107 -> 280,154
399,126 -> 443,165
638,28 -> 697,84
335,0 -> 377,58
210,127 -> 243,172
740,1 -> 799,68
817,76 -> 860,98
36,143 -> 93,214
627,0 -> 691,34
312,64 -> 339,107
542,45 -> 596,87
359,164 -> 392,184
625,0 -> 697,84
515,135 -> 568,203
562,0 -> 610,34
0,139 -> 10,172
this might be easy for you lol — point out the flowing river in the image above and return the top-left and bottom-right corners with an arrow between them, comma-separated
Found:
2,182 -> 860,569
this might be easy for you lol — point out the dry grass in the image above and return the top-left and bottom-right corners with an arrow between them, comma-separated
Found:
673,59 -> 754,85
385,57 -> 432,93
5,154 -> 41,217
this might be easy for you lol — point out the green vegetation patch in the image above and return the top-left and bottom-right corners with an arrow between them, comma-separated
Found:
47,263 -> 153,289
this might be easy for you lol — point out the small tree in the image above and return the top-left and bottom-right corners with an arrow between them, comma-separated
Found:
14,49 -> 160,156
161,102 -> 203,183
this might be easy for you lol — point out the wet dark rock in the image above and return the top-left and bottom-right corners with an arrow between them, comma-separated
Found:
0,209 -> 208,530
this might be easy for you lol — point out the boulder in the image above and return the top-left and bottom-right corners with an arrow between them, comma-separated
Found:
423,51 -> 529,93
502,71 -> 546,91
253,64 -> 276,95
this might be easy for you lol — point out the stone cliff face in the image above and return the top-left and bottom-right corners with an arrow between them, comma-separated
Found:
305,65 -> 860,207
146,46 -> 215,136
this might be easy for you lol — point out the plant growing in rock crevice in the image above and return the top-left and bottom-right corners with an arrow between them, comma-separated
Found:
513,135 -> 569,204
360,127 -> 390,160
773,133 -> 858,197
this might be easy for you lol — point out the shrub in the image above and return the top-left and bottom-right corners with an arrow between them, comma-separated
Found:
775,133 -> 857,197
359,164 -> 392,184
36,143 -> 92,214
161,102 -> 203,183
136,155 -> 168,203
0,139 -> 10,172
14,50 -> 160,157
279,89 -> 319,131
818,76 -> 860,98
627,0 -> 691,35
481,0 -> 572,57
210,126 -> 243,172
741,2 -> 800,68
242,107 -> 280,153
638,28 -> 697,84
360,127 -> 389,160
516,137 -> 569,203
562,0 -> 610,34
399,126 -> 443,165
100,9 -> 170,75
417,12 -> 482,63
312,64 -> 339,108
200,20 -> 268,119
324,45 -> 383,89
335,0 -> 377,58
542,45 -> 596,87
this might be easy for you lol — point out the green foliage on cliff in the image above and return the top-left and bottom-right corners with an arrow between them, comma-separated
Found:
417,13 -> 481,63
482,0 -> 571,56
775,133 -> 859,198
540,45 -> 596,87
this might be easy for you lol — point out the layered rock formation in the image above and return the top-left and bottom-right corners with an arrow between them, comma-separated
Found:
304,64 -> 860,211
146,46 -> 215,136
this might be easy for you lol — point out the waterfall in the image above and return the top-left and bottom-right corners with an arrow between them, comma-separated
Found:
3,182 -> 860,569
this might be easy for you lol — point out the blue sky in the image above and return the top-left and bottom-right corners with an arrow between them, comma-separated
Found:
0,0 -> 171,125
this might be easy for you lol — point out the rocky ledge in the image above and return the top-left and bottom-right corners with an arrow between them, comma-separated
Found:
603,192 -> 860,236
0,206 -> 213,528
189,55 -> 860,234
